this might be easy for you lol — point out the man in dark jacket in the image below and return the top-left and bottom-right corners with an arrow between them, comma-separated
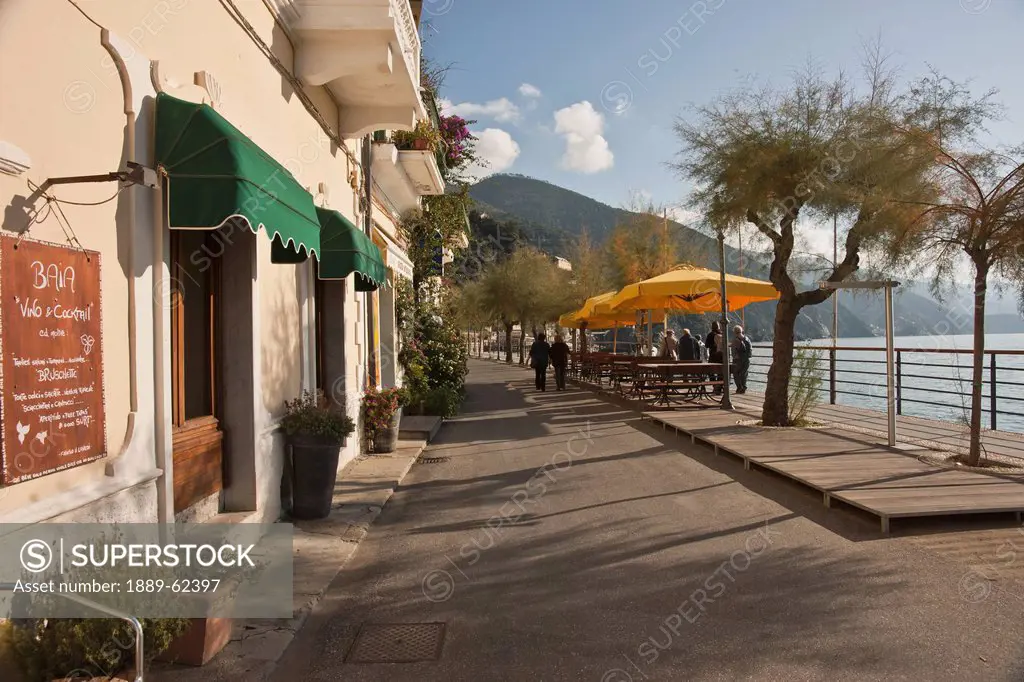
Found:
549,334 -> 571,390
678,328 -> 700,361
529,333 -> 551,391
730,325 -> 752,394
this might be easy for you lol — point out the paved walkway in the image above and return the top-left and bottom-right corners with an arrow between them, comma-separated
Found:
272,359 -> 1024,681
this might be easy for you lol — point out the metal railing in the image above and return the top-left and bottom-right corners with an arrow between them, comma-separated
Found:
0,582 -> 144,681
748,345 -> 1024,432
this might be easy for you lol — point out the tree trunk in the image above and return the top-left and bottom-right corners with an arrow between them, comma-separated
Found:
967,259 -> 989,466
761,296 -> 800,426
504,322 -> 514,364
518,329 -> 526,366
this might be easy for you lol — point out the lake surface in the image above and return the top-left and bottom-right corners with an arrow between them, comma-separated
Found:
746,334 -> 1024,433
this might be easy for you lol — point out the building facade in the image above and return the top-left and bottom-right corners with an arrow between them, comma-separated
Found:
0,0 -> 438,526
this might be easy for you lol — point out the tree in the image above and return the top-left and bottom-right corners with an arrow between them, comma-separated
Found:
672,52 -> 945,426
478,246 -> 568,364
454,280 -> 491,357
400,186 -> 473,301
883,73 -> 1024,464
566,228 -> 612,308
607,193 -> 678,287
479,251 -> 526,363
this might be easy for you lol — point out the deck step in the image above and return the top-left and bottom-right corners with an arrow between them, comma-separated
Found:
399,416 -> 443,443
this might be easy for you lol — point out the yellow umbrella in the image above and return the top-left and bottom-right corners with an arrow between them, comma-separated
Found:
558,291 -> 634,328
607,266 -> 778,314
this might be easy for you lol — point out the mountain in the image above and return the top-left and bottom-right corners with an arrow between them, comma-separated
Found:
466,174 -> 1004,341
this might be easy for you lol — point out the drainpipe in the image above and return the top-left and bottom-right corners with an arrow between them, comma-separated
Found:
362,134 -> 378,387
100,30 -> 137,477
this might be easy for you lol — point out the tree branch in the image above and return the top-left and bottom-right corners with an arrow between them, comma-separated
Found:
745,209 -> 781,245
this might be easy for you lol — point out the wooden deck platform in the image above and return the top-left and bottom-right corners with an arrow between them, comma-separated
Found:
642,402 -> 1024,533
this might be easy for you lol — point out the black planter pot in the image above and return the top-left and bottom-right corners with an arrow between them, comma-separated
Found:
288,434 -> 343,520
371,409 -> 402,454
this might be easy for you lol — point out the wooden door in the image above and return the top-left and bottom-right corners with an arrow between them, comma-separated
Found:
170,231 -> 224,514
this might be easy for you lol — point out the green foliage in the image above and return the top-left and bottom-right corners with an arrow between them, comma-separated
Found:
401,187 -> 473,291
422,385 -> 463,418
789,345 -> 824,426
362,386 -> 403,433
281,390 -> 355,444
398,337 -> 429,399
416,302 -> 469,395
395,277 -> 416,338
3,617 -> 189,681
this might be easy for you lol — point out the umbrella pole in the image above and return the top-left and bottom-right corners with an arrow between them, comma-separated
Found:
613,323 -> 618,354
647,310 -> 653,357
718,231 -> 733,410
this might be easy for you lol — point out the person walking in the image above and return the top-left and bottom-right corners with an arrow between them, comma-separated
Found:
550,334 -> 571,391
678,328 -> 701,361
529,333 -> 551,391
658,329 -> 679,360
706,321 -> 724,393
730,325 -> 752,394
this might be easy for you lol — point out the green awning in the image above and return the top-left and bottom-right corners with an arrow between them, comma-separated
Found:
316,208 -> 387,291
155,92 -> 320,259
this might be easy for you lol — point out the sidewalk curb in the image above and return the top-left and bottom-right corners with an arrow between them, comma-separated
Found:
148,440 -> 426,682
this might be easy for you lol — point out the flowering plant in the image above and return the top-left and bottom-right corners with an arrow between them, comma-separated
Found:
362,386 -> 404,433
438,114 -> 473,168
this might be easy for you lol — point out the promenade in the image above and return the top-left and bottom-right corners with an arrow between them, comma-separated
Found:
271,359 -> 1024,681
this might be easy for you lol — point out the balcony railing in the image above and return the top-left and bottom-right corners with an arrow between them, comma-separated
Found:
392,0 -> 420,91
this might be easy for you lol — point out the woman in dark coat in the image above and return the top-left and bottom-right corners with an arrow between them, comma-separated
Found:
529,333 -> 551,391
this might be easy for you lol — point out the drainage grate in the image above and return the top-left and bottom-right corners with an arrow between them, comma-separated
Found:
345,622 -> 446,663
417,455 -> 451,464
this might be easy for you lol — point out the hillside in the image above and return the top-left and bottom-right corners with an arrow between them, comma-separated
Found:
467,174 -> 1009,341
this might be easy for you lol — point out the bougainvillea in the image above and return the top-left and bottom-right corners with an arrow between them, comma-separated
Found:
438,114 -> 475,170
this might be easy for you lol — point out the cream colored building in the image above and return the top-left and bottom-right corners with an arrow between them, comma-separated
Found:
0,0 -> 440,525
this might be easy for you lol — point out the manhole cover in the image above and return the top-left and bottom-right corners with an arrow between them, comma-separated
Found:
417,456 -> 451,464
345,622 -> 446,663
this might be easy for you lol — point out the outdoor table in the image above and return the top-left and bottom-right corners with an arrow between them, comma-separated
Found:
637,361 -> 725,407
611,359 -> 642,396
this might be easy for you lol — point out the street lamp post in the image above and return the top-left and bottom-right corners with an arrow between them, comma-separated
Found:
819,279 -> 899,446
718,230 -> 733,410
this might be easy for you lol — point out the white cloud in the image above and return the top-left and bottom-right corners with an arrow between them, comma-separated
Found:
466,128 -> 521,181
553,101 -> 614,174
637,189 -> 654,202
519,83 -> 542,98
438,97 -> 520,123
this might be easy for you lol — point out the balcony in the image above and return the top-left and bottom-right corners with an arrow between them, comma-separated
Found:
286,0 -> 426,137
369,123 -> 446,217
371,142 -> 420,216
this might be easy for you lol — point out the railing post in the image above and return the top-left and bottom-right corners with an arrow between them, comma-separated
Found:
896,350 -> 902,415
829,348 -> 837,405
990,353 -> 997,431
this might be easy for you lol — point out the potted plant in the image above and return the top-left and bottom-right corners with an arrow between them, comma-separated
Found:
362,386 -> 406,453
281,390 -> 355,520
391,120 -> 441,153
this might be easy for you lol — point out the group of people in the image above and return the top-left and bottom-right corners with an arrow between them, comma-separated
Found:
527,333 -> 571,391
658,322 -> 751,394
527,323 -> 753,394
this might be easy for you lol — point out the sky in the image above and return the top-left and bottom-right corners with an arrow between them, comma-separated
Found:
423,0 -> 1024,263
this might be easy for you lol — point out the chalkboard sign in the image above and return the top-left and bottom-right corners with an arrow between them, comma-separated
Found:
0,237 -> 106,484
